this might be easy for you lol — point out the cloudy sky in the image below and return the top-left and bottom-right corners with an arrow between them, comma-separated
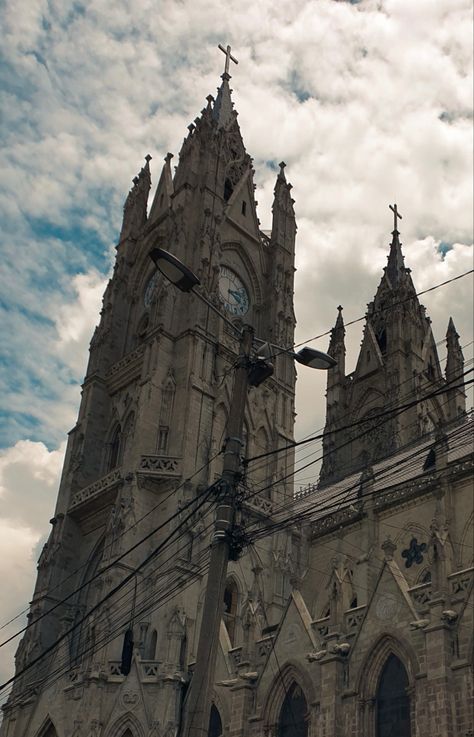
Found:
0,0 -> 472,688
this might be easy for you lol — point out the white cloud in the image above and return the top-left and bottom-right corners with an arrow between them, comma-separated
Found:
0,440 -> 64,686
0,0 -> 472,692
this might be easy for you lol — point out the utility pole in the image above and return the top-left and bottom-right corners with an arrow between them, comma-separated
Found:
180,324 -> 254,737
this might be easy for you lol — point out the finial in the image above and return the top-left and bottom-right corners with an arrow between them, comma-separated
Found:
165,152 -> 174,164
145,154 -> 152,163
389,203 -> 402,233
337,305 -> 343,313
218,43 -> 238,77
279,161 -> 286,172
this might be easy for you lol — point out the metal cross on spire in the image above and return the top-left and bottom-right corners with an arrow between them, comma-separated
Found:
389,203 -> 402,232
218,43 -> 238,76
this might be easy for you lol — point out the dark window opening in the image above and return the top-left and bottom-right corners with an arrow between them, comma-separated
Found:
224,178 -> 233,202
350,595 -> 358,609
367,350 -> 371,362
423,448 -> 436,471
426,359 -> 435,380
377,329 -> 387,354
376,655 -> 411,737
208,704 -> 223,737
241,200 -> 247,216
108,425 -> 122,471
145,628 -> 157,660
278,682 -> 309,737
223,580 -> 238,645
420,570 -> 432,584
158,426 -> 169,453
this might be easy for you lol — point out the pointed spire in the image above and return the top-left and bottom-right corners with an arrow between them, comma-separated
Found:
328,305 -> 346,372
445,316 -> 464,384
148,152 -> 174,223
212,74 -> 236,129
120,155 -> 152,240
383,203 -> 406,287
270,162 -> 296,251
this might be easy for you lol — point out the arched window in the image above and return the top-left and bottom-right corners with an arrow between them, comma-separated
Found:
376,654 -> 411,737
223,580 -> 238,645
39,722 -> 59,737
208,704 -> 223,737
108,424 -> 122,471
223,178 -> 233,202
158,376 -> 175,454
278,682 -> 309,737
377,328 -> 387,355
145,628 -> 158,660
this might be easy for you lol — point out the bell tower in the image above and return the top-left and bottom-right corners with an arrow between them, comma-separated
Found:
320,206 -> 466,485
1,54 -> 299,737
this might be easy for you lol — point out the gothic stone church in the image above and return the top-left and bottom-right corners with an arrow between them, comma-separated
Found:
1,64 -> 473,737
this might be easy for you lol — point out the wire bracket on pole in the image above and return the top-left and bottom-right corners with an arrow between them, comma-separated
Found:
226,524 -> 250,561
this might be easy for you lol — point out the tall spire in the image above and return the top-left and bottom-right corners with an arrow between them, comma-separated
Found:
445,317 -> 466,421
328,305 -> 346,371
445,317 -> 464,381
120,155 -> 152,241
271,162 -> 296,249
148,152 -> 174,223
385,203 -> 406,287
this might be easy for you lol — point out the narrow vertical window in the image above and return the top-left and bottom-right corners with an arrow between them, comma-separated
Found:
241,200 -> 247,216
376,655 -> 411,737
278,682 -> 309,737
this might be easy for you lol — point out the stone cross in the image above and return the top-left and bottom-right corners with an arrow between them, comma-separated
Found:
389,203 -> 402,231
218,43 -> 238,75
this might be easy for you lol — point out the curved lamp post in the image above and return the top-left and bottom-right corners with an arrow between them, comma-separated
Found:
148,248 -> 335,737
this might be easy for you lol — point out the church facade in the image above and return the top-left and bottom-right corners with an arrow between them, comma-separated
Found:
1,61 -> 472,737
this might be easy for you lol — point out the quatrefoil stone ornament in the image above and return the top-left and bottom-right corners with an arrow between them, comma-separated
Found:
401,538 -> 427,568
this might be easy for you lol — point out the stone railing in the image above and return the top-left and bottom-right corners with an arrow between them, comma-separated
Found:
106,344 -> 145,378
140,660 -> 162,680
256,637 -> 274,661
229,646 -> 244,670
138,455 -> 181,477
243,493 -> 273,517
313,615 -> 330,641
449,567 -> 473,601
108,661 -> 124,679
344,605 -> 366,634
408,581 -> 432,612
70,468 -> 123,510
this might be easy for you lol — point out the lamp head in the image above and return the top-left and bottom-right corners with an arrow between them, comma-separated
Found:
149,248 -> 200,293
294,347 -> 337,370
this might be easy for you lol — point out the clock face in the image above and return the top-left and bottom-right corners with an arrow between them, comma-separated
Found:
218,267 -> 249,316
144,272 -> 159,308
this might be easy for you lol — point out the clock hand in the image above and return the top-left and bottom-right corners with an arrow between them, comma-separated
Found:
228,289 -> 243,303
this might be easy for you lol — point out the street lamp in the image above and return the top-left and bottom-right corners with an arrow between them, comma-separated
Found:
148,248 -> 335,737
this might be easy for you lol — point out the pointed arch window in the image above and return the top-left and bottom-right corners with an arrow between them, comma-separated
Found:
278,682 -> 309,737
376,328 -> 387,355
208,704 -> 223,737
376,654 -> 411,737
157,376 -> 175,454
108,424 -> 122,471
39,722 -> 59,737
224,178 -> 233,202
144,628 -> 158,660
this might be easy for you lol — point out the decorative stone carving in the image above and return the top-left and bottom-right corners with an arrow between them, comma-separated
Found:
70,469 -> 123,510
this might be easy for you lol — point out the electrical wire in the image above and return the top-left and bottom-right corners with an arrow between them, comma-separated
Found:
0,448 -> 223,634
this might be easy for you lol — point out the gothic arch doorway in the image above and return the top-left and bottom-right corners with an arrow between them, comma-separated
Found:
278,682 -> 309,737
376,654 -> 411,737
